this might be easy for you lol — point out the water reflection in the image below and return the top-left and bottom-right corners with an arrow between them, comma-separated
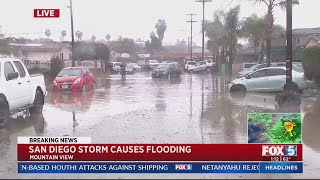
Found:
49,91 -> 94,113
0,113 -> 46,143
303,97 -> 320,152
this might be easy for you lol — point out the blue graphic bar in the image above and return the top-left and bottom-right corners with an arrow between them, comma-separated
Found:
18,162 -> 303,174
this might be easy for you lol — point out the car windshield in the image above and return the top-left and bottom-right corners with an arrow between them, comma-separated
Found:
156,64 -> 169,69
57,69 -> 82,77
188,62 -> 196,65
244,64 -> 256,68
149,60 -> 158,63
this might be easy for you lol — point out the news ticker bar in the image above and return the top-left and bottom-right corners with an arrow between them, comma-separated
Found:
17,144 -> 303,162
18,162 -> 303,174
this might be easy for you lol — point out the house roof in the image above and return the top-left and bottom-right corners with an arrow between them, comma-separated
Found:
293,27 -> 320,35
9,42 -> 71,51
304,36 -> 320,47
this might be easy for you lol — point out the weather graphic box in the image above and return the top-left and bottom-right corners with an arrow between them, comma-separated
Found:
248,113 -> 302,144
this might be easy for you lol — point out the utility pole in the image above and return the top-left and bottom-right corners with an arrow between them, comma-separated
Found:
196,0 -> 212,61
285,0 -> 293,87
69,0 -> 75,67
186,13 -> 197,60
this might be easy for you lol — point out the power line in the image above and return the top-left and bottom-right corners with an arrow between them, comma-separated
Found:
187,13 -> 197,60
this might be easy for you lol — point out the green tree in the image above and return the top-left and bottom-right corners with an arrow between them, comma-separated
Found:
50,56 -> 64,78
155,19 -> 167,42
302,47 -> 320,88
108,37 -> 138,56
249,0 -> 299,66
45,29 -> 51,39
224,5 -> 241,76
241,14 -> 266,60
0,38 -> 10,54
105,34 -> 111,41
91,35 -> 96,42
75,30 -> 83,41
61,30 -> 67,41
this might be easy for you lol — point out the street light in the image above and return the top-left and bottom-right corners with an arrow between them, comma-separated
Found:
196,0 -> 212,61
67,0 -> 75,67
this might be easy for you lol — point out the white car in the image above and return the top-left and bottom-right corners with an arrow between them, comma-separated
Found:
185,61 -> 196,71
148,60 -> 159,70
242,63 -> 257,71
0,57 -> 47,126
127,63 -> 141,72
228,67 -> 314,93
110,62 -> 122,72
189,60 -> 212,73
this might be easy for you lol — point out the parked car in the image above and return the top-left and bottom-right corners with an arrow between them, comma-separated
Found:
242,63 -> 257,71
185,61 -> 196,71
151,62 -> 182,78
110,62 -> 122,72
125,65 -> 135,74
127,63 -> 141,72
0,57 -> 47,126
236,63 -> 268,78
228,67 -> 314,94
189,60 -> 212,73
148,60 -> 159,70
53,67 -> 95,92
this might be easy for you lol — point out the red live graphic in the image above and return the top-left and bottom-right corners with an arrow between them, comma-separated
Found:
34,9 -> 60,18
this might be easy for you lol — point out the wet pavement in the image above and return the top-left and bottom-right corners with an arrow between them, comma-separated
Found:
0,72 -> 320,179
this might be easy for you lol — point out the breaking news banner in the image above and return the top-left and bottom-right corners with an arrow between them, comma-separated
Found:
18,144 -> 303,161
18,162 -> 303,174
17,137 -> 303,174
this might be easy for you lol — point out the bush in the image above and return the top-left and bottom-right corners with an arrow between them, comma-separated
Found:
50,56 -> 64,78
302,47 -> 320,88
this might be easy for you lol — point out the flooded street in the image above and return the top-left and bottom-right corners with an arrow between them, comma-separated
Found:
0,72 -> 319,179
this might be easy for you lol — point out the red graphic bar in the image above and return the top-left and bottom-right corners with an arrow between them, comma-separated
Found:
34,9 -> 60,18
17,144 -> 302,162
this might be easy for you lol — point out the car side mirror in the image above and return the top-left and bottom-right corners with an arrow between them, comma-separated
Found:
7,72 -> 19,80
245,74 -> 250,79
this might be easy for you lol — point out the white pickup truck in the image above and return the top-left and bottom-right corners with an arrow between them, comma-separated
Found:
0,57 -> 47,126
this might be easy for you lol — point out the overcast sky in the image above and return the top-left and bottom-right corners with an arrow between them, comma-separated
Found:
0,0 -> 319,45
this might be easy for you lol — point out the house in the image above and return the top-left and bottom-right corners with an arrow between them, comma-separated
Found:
304,36 -> 320,48
293,27 -> 320,47
10,42 -> 72,61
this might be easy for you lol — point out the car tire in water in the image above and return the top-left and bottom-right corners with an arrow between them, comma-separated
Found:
29,90 -> 44,114
0,98 -> 9,127
230,84 -> 247,98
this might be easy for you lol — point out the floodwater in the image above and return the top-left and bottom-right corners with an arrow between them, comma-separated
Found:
0,72 -> 319,179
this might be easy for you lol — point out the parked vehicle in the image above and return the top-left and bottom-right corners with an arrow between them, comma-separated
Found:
0,57 -> 47,126
151,62 -> 182,78
189,60 -> 212,73
242,63 -> 257,71
228,67 -> 314,94
148,60 -> 159,70
110,62 -> 122,72
236,63 -> 268,78
127,63 -> 141,72
185,61 -> 196,71
53,67 -> 95,92
125,65 -> 135,74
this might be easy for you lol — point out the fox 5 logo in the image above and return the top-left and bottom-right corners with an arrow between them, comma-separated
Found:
262,145 -> 297,156
175,164 -> 192,170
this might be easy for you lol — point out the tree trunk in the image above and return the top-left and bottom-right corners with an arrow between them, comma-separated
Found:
266,4 -> 274,67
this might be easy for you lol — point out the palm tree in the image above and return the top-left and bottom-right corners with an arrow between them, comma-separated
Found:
61,30 -> 67,41
249,0 -> 299,66
105,34 -> 111,41
91,35 -> 96,42
45,29 -> 51,39
155,19 -> 167,42
75,30 -> 83,41
224,5 -> 241,77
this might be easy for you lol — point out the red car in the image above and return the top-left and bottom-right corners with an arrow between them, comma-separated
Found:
53,67 -> 95,92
